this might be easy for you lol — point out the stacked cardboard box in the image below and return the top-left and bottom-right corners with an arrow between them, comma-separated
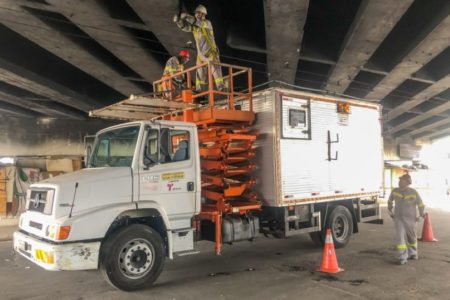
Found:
0,168 -> 6,216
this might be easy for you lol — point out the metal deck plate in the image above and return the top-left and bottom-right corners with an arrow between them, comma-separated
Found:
89,95 -> 197,121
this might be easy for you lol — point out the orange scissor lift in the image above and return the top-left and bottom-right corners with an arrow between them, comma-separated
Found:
91,62 -> 261,254
152,62 -> 261,254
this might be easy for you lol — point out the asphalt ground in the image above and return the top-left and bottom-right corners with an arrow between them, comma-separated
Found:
1,207 -> 449,299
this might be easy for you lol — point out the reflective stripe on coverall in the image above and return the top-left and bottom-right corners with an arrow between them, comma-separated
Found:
159,56 -> 185,99
176,15 -> 224,91
388,187 -> 425,261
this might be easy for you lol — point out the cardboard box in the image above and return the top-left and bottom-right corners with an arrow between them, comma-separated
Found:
72,159 -> 83,171
40,171 -> 65,180
46,159 -> 83,173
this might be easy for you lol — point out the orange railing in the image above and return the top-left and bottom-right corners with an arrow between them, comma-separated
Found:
152,62 -> 253,112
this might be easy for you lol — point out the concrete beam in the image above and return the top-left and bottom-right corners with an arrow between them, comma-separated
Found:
401,118 -> 450,139
0,100 -> 40,118
0,57 -> 101,111
386,75 -> 450,121
388,100 -> 450,134
325,0 -> 413,94
264,0 -> 309,83
300,54 -> 436,86
14,0 -> 153,32
0,1 -> 145,96
415,127 -> 450,141
366,15 -> 450,101
0,90 -> 85,119
127,0 -> 191,56
47,0 -> 163,83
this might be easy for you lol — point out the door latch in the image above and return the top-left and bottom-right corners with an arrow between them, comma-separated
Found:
327,130 -> 339,161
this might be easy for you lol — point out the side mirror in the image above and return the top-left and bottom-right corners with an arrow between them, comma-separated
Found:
143,157 -> 152,170
84,135 -> 96,168
143,145 -> 157,170
85,145 -> 92,168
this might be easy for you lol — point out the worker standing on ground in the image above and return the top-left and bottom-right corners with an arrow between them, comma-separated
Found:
387,173 -> 425,265
173,4 -> 225,92
159,50 -> 190,99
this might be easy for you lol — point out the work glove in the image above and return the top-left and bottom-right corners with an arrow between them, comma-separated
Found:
416,214 -> 425,222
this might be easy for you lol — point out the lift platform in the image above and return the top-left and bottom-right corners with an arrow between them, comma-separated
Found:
90,62 -> 255,125
89,94 -> 196,121
90,62 -> 260,255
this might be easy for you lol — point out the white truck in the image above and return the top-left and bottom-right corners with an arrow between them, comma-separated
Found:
13,87 -> 383,291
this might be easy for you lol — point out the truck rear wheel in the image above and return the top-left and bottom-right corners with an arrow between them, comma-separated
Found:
100,224 -> 165,291
309,205 -> 353,249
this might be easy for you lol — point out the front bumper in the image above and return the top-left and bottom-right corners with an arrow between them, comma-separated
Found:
13,231 -> 100,271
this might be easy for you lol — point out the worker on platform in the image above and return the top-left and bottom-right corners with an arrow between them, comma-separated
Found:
173,4 -> 225,92
159,49 -> 190,99
387,173 -> 425,265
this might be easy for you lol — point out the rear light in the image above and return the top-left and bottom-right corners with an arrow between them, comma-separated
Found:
46,225 -> 71,240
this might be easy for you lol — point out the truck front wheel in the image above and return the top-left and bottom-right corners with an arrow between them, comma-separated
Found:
100,224 -> 165,291
309,205 -> 353,249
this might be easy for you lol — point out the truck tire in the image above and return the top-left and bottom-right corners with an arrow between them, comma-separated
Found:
309,205 -> 353,249
99,224 -> 165,291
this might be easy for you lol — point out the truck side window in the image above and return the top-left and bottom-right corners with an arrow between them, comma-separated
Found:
289,109 -> 306,128
145,129 -> 159,165
144,129 -> 190,165
169,130 -> 190,162
281,97 -> 310,139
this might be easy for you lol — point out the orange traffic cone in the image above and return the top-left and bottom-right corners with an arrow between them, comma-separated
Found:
419,213 -> 438,242
317,229 -> 344,273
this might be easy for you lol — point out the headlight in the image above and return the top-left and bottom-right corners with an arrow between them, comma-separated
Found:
46,225 -> 71,240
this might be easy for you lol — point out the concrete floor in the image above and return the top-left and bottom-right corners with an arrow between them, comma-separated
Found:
1,208 -> 449,300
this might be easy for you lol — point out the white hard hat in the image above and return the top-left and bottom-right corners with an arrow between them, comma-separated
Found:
195,5 -> 207,15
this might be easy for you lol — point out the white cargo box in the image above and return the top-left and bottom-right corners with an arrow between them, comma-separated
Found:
249,88 -> 383,207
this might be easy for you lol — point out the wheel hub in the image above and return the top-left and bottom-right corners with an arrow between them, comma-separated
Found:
119,239 -> 154,279
130,250 -> 147,269
333,216 -> 348,241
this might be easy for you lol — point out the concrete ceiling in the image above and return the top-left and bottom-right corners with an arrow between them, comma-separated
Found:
0,0 -> 449,142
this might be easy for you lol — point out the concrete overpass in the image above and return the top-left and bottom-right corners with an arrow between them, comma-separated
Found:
0,0 -> 448,142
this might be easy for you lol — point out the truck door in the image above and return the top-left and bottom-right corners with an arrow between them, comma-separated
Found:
138,125 -> 197,228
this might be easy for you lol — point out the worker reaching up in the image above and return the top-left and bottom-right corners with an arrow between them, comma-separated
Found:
174,4 -> 225,92
159,49 -> 190,99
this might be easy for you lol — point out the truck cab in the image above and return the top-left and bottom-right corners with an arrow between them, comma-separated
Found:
14,120 -> 201,290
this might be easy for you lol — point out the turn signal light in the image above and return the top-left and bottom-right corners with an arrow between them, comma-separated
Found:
47,225 -> 71,240
337,102 -> 351,114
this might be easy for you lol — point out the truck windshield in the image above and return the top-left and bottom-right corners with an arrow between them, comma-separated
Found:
89,125 -> 140,168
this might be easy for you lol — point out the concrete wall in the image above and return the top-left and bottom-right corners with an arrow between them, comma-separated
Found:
383,137 -> 400,160
0,117 -> 118,156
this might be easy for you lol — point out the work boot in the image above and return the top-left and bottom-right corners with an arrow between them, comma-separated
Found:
399,259 -> 407,265
409,255 -> 418,260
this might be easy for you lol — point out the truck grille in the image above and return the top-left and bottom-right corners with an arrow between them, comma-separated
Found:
27,189 -> 55,215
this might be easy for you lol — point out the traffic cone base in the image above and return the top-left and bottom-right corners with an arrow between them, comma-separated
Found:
316,229 -> 344,274
419,213 -> 438,242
